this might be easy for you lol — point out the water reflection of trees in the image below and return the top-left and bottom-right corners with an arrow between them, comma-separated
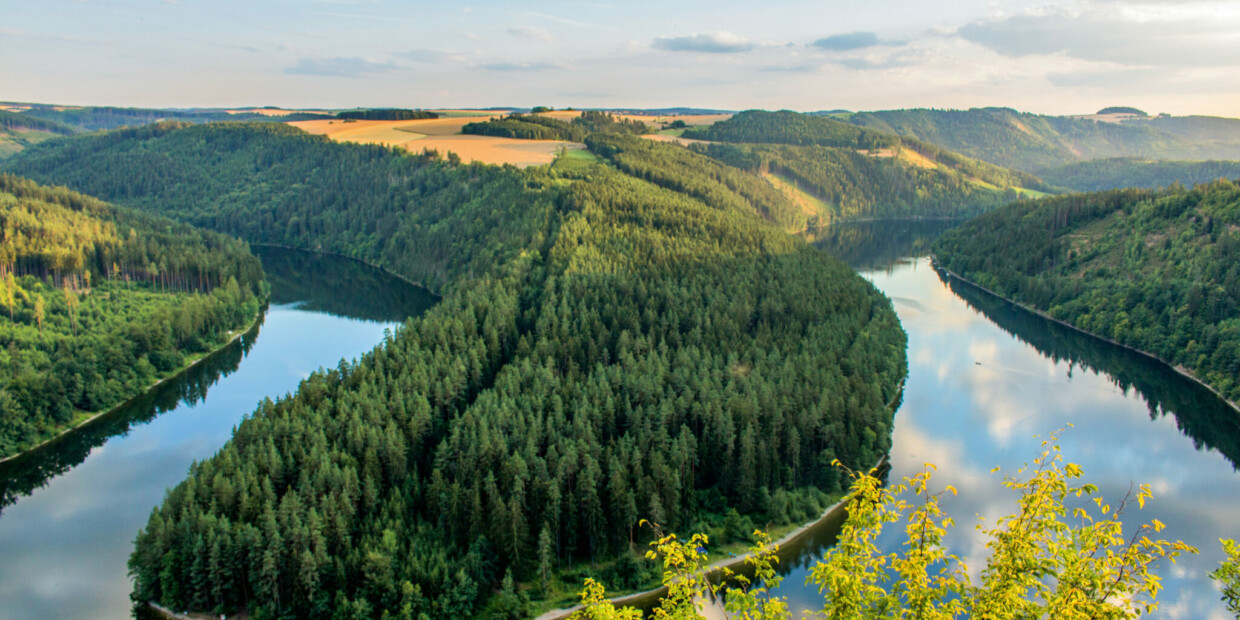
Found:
0,321 -> 260,513
813,220 -> 959,271
0,247 -> 440,513
943,271 -> 1240,470
255,245 -> 438,323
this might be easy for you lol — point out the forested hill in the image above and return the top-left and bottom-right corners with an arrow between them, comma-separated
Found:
6,122 -> 907,617
463,110 -> 647,142
4,121 -> 551,293
844,108 -> 1240,172
682,110 -> 1052,223
934,179 -> 1240,403
1038,158 -> 1240,192
0,174 -> 264,459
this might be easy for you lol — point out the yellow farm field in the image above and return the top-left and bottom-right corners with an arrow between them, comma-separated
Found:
410,135 -> 585,167
613,113 -> 732,127
289,115 -> 502,142
287,115 -> 582,167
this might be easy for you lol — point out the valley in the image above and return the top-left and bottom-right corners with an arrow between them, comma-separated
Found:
0,101 -> 1238,620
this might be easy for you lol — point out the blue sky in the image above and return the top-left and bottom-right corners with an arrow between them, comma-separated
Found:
2,0 -> 1238,115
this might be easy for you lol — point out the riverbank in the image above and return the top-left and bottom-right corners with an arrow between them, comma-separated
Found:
533,490 -> 857,620
932,257 -> 1240,416
145,600 -> 248,620
532,369 -> 905,619
0,305 -> 266,466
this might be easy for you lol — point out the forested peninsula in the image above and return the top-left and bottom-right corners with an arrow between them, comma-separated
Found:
0,174 -> 264,459
934,179 -> 1240,404
4,121 -> 907,617
682,110 -> 1052,223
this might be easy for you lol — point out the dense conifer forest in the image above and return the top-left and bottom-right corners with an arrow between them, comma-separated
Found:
0,175 -> 264,459
5,121 -> 906,617
841,107 -> 1240,172
934,179 -> 1240,403
685,110 -> 896,150
463,111 -> 647,142
1038,158 -> 1240,192
585,133 -> 809,231
336,110 -> 438,121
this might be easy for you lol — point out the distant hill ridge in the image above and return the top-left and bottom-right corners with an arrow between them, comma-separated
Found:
839,107 -> 1240,172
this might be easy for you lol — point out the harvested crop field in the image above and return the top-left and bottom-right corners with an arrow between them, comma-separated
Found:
289,115 -> 502,142
409,135 -> 584,167
287,115 -> 582,167
613,113 -> 732,127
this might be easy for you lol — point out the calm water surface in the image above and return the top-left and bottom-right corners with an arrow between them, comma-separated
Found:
761,222 -> 1240,619
0,247 -> 436,620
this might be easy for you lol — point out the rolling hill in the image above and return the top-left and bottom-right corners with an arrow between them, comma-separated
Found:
683,110 -> 1053,224
844,107 -> 1240,172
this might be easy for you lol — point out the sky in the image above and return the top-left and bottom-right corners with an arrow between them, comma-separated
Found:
2,0 -> 1239,116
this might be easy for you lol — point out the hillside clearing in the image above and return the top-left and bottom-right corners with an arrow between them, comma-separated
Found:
762,171 -> 831,221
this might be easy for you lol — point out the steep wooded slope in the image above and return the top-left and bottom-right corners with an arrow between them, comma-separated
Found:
0,174 -> 263,458
935,180 -> 1240,403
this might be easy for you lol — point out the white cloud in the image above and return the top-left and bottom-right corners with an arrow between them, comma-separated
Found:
957,3 -> 1240,68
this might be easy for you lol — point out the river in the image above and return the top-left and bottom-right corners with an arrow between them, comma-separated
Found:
753,221 -> 1240,619
0,246 -> 437,620
2,226 -> 1237,619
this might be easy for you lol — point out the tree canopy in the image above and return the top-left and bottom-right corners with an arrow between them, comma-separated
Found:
0,174 -> 264,458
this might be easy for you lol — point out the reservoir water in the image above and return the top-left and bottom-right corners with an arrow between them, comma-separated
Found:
759,221 -> 1240,619
0,246 -> 436,620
